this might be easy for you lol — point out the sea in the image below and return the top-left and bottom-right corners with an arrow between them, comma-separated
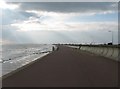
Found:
0,44 -> 55,77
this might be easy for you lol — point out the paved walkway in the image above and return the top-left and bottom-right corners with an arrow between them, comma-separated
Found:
3,46 -> 118,87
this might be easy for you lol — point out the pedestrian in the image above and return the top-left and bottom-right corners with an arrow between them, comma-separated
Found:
79,45 -> 81,49
57,46 -> 59,51
52,46 -> 55,51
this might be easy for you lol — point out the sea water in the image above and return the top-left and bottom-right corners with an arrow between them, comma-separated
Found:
0,44 -> 55,77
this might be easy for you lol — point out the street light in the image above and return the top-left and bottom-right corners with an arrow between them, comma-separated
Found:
108,30 -> 113,44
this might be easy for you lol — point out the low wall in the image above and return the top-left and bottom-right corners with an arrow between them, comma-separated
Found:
68,46 -> 80,49
68,45 -> 120,62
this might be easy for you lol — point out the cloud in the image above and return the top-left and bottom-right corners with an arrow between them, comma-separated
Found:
1,1 -> 118,44
0,39 -> 15,45
2,2 -> 117,25
65,22 -> 118,31
11,15 -> 118,32
2,25 -> 34,44
18,2 -> 117,14
0,0 -> 19,10
1,9 -> 37,25
1,21 -> 118,44
4,0 -> 120,2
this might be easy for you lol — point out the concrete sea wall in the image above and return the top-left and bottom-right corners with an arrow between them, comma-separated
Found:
68,45 -> 120,61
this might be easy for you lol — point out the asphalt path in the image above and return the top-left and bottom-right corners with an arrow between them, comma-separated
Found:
3,46 -> 118,87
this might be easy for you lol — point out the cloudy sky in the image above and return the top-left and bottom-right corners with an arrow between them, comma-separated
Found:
0,0 -> 118,44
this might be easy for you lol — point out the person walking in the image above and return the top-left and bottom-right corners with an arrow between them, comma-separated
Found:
52,46 -> 55,51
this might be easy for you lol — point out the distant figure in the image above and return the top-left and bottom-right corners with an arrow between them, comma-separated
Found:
79,46 -> 81,49
52,46 -> 55,51
56,46 -> 59,51
108,42 -> 113,45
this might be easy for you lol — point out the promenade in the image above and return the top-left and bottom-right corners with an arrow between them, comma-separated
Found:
3,46 -> 118,87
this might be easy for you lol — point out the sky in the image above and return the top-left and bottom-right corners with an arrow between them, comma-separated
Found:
0,0 -> 119,44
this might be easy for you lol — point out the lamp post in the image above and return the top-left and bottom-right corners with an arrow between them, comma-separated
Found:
108,30 -> 113,44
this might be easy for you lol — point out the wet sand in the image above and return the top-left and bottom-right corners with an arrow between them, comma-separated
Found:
3,46 -> 118,87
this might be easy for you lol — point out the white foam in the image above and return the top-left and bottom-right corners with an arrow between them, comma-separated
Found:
0,44 -> 54,77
